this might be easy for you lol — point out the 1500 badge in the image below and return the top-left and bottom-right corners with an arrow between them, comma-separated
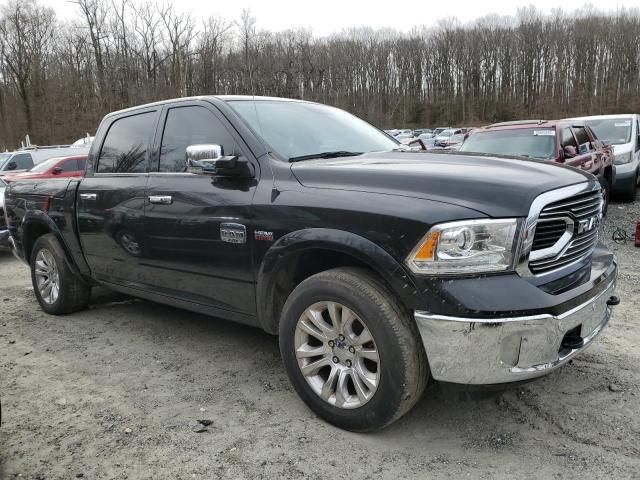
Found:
220,223 -> 246,244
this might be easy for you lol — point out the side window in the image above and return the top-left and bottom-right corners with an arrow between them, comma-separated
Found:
560,128 -> 578,149
636,119 -> 640,151
77,157 -> 87,171
12,153 -> 33,169
97,112 -> 155,173
60,159 -> 78,172
572,127 -> 593,154
158,106 -> 237,173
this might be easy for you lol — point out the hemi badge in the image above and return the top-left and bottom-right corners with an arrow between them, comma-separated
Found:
220,223 -> 246,244
255,230 -> 274,242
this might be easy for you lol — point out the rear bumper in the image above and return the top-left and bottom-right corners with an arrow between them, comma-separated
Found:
414,262 -> 617,385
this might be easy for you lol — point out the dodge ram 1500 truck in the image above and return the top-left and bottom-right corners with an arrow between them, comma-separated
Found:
3,96 -> 618,431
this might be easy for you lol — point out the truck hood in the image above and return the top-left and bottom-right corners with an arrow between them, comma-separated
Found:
291,151 -> 593,217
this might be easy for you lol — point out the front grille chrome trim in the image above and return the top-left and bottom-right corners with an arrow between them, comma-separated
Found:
516,181 -> 602,278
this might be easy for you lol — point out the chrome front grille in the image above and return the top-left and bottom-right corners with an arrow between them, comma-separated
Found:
528,189 -> 602,274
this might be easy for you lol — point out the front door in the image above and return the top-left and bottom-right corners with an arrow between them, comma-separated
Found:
143,102 -> 259,316
77,109 -> 159,285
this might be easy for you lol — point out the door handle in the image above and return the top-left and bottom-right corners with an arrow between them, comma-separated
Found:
148,195 -> 173,205
79,193 -> 97,200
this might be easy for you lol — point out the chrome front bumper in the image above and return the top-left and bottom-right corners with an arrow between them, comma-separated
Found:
415,279 -> 616,385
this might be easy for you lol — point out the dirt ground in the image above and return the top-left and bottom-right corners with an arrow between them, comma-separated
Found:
1,200 -> 639,480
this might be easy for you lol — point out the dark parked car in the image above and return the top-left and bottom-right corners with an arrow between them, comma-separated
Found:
4,96 -> 617,432
460,120 -> 615,211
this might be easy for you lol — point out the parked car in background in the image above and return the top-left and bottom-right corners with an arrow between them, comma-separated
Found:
413,128 -> 432,137
434,128 -> 464,147
460,120 -> 615,211
0,144 -> 90,177
442,133 -> 465,150
0,177 -> 8,246
393,129 -> 414,140
566,114 -> 639,200
432,127 -> 448,137
418,133 -> 438,149
3,155 -> 87,183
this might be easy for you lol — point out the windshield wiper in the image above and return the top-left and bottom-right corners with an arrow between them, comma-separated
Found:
289,151 -> 363,162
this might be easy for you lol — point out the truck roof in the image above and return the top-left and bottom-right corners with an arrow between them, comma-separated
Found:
105,95 -> 314,118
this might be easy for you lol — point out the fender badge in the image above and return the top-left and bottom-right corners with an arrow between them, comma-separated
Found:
255,230 -> 274,242
220,223 -> 246,244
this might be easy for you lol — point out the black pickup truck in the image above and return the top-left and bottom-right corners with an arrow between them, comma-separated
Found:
3,96 -> 618,431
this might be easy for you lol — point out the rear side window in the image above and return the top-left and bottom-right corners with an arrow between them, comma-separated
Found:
78,157 -> 87,171
12,153 -> 33,170
97,112 -> 155,173
158,106 -> 237,173
572,127 -> 593,153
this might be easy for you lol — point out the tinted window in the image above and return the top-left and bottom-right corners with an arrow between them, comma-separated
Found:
60,159 -> 79,172
13,153 -> 33,169
572,127 -> 593,153
158,106 -> 237,172
460,129 -> 556,159
97,112 -> 155,173
78,157 -> 87,171
560,128 -> 578,149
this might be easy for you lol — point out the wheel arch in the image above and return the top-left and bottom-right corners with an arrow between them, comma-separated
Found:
256,228 -> 421,334
22,215 -> 84,281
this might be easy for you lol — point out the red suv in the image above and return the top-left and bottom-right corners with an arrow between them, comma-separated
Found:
459,120 -> 614,208
3,155 -> 87,182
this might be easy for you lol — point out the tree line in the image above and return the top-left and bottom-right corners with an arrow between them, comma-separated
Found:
1,0 -> 640,150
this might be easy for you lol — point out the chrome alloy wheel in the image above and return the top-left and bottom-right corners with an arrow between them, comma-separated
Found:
34,249 -> 60,304
294,301 -> 380,409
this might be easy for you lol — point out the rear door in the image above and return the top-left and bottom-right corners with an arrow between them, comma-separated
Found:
76,108 -> 159,285
142,101 -> 259,316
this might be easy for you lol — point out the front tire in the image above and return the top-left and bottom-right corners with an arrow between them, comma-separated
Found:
30,234 -> 91,315
279,267 -> 428,432
619,171 -> 637,202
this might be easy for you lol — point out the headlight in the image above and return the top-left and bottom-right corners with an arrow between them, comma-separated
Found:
614,152 -> 632,165
406,219 -> 519,275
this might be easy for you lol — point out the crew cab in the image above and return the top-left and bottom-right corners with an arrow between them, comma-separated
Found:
2,155 -> 87,183
3,96 -> 618,431
460,120 -> 615,211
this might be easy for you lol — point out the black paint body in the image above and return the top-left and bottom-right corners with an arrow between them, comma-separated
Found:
4,96 -> 616,334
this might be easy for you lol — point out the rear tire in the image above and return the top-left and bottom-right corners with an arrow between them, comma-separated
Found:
279,267 -> 428,432
30,234 -> 91,315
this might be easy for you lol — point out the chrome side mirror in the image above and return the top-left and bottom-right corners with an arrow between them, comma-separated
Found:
185,144 -> 253,178
186,144 -> 223,171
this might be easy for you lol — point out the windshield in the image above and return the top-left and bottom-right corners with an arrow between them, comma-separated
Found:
29,157 -> 62,172
228,100 -> 399,160
460,128 -> 557,159
0,153 -> 11,169
584,118 -> 632,145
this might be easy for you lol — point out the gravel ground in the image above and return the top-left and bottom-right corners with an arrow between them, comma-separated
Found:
1,199 -> 639,480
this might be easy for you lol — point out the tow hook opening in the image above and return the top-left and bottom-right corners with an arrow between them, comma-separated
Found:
607,295 -> 620,306
560,325 -> 584,351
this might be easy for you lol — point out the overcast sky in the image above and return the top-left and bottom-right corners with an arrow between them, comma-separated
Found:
44,0 -> 640,36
